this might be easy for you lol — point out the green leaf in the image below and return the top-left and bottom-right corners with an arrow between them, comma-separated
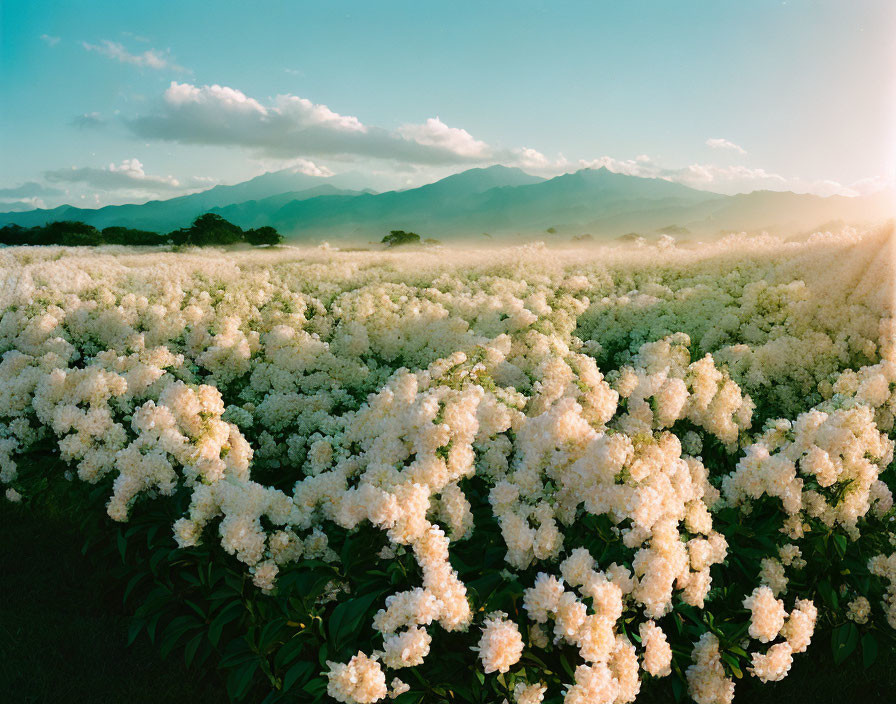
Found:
209,600 -> 244,647
147,553 -> 167,577
274,635 -> 308,670
721,653 -> 743,679
117,531 -> 127,562
146,611 -> 163,644
259,619 -> 287,653
126,618 -> 145,647
146,524 -> 160,548
818,580 -> 839,610
279,568 -> 333,602
301,677 -> 328,699
671,676 -> 684,702
316,642 -> 329,668
183,599 -> 206,620
833,533 -> 847,558
226,660 -> 259,701
559,651 -> 575,679
181,572 -> 201,587
219,637 -> 256,669
862,632 -> 878,669
122,573 -> 146,604
831,622 -> 859,664
282,661 -> 314,692
327,591 -> 382,652
160,615 -> 201,658
184,632 -> 203,669
468,572 -> 504,602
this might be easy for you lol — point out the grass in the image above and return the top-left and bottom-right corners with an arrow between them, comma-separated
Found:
1,495 -> 894,704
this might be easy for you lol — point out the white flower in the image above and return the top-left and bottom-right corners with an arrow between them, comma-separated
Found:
475,611 -> 524,674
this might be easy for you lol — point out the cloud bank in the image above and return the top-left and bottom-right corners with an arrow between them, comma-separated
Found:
4,81 -> 885,210
0,182 -> 64,199
45,159 -> 195,192
575,155 -> 885,197
82,40 -> 185,72
120,81 -> 883,197
0,182 -> 65,212
706,138 -> 747,155
127,82 -> 547,168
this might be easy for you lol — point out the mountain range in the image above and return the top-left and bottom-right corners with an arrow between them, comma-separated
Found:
2,165 -> 892,242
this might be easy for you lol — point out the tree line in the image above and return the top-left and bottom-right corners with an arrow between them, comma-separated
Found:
0,213 -> 283,247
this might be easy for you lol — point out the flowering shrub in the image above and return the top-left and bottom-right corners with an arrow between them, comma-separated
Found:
1,224 -> 895,703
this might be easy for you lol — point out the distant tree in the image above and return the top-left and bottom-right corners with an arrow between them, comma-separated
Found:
43,221 -> 102,246
423,238 -> 441,245
381,230 -> 421,247
2,220 -> 167,247
0,224 -> 31,246
178,213 -> 244,246
546,226 -> 557,234
244,226 -> 283,246
573,233 -> 593,242
101,226 -> 164,246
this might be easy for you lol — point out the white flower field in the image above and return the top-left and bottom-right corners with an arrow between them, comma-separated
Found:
2,224 -> 895,704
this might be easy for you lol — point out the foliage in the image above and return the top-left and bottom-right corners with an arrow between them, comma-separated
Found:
0,214 -> 283,247
381,230 -> 421,247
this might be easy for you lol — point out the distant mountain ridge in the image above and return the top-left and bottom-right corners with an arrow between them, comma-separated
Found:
1,165 -> 892,241
0,169 -> 373,232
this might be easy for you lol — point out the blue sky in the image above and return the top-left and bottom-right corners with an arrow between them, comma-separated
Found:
1,0 -> 894,208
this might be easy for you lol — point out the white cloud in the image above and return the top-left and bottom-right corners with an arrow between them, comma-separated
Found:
274,158 -> 334,178
0,182 -> 63,199
570,154 -> 882,196
706,137 -> 747,155
163,82 -> 266,115
0,197 -> 48,211
273,93 -> 367,132
82,40 -> 185,71
504,146 -> 552,170
396,117 -> 489,158
75,81 -> 885,199
45,158 -> 191,192
0,183 -> 63,212
128,82 -> 507,165
40,34 -> 60,47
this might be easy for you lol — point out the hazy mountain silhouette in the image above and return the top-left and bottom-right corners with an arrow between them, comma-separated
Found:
1,165 -> 891,241
211,167 -> 892,241
0,169 -> 372,232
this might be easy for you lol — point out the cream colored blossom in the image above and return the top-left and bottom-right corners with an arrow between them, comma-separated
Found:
475,611 -> 524,674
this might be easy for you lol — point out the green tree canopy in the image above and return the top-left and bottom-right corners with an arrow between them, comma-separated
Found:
244,226 -> 283,246
0,214 -> 282,248
381,230 -> 421,247
177,213 -> 244,246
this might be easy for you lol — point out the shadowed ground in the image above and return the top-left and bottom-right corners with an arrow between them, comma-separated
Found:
1,496 -> 894,704
0,500 -> 227,704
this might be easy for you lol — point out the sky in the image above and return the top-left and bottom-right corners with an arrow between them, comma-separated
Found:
1,0 -> 895,209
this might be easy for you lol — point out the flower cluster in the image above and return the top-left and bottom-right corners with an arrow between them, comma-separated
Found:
1,223 -> 893,703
